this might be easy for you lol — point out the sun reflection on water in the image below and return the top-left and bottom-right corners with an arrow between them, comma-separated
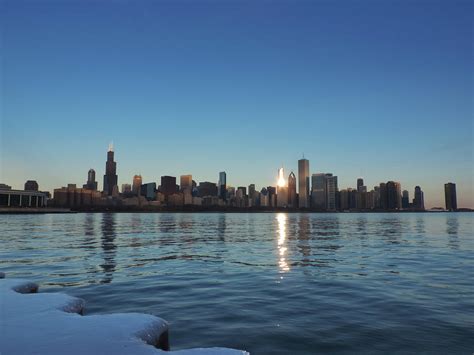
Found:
277,213 -> 290,272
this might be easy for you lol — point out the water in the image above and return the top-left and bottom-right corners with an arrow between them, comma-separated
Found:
1,212 -> 473,354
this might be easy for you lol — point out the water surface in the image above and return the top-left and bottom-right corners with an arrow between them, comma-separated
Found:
1,212 -> 473,354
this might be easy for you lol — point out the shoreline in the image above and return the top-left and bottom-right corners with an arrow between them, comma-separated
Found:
1,207 -> 472,214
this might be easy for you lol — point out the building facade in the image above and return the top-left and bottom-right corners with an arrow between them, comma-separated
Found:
24,180 -> 39,191
103,145 -> 118,196
402,190 -> 410,209
132,175 -> 142,196
180,175 -> 193,191
83,169 -> 98,190
298,158 -> 310,208
413,186 -> 425,210
444,183 -> 457,211
326,174 -> 338,211
218,172 -> 227,201
0,186 -> 48,208
311,173 -> 327,210
160,176 -> 177,196
288,172 -> 297,208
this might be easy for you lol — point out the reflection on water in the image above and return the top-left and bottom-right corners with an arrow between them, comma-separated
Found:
446,215 -> 460,249
379,215 -> 403,244
217,213 -> 226,242
100,213 -> 116,284
297,214 -> 311,260
1,212 -> 473,354
276,213 -> 289,272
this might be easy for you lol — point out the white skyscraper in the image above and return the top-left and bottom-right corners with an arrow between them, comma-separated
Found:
277,168 -> 288,208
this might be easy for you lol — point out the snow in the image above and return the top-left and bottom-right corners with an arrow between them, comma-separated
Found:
0,276 -> 248,355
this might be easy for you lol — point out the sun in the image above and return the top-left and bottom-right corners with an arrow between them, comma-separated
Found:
277,167 -> 286,187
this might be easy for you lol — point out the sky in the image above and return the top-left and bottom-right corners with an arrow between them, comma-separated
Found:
1,0 -> 473,208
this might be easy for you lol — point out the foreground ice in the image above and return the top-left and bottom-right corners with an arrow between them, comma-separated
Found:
0,276 -> 248,355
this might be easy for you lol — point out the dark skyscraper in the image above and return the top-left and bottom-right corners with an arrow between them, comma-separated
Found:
218,172 -> 227,200
288,172 -> 297,208
298,158 -> 310,208
386,181 -> 401,210
311,173 -> 327,210
379,182 -> 388,210
160,176 -> 177,196
326,174 -> 338,211
267,186 -> 276,207
83,169 -> 98,190
103,144 -> 118,196
402,190 -> 410,209
198,182 -> 218,197
140,182 -> 157,201
357,178 -> 364,192
413,186 -> 425,210
444,183 -> 457,211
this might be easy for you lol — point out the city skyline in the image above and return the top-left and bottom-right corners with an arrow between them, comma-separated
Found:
1,143 -> 470,210
1,0 -> 473,208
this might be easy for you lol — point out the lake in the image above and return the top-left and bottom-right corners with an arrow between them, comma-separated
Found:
1,212 -> 473,354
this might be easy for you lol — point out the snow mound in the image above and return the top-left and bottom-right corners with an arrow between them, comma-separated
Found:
0,277 -> 248,355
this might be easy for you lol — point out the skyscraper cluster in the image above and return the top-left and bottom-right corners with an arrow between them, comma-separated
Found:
48,145 -> 461,211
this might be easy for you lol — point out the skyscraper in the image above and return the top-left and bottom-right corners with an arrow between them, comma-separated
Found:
237,186 -> 247,197
413,186 -> 425,210
218,172 -> 227,201
103,143 -> 118,196
357,178 -> 364,192
288,172 -> 297,208
326,174 -> 338,211
298,158 -> 309,208
444,183 -> 457,211
311,173 -> 327,210
198,182 -> 218,197
267,186 -> 277,207
379,182 -> 388,210
248,184 -> 258,207
386,181 -> 401,210
141,182 -> 157,201
248,184 -> 256,199
180,175 -> 193,191
83,169 -> 98,190
276,168 -> 288,208
339,189 -> 349,211
402,190 -> 410,209
160,176 -> 177,196
132,175 -> 142,196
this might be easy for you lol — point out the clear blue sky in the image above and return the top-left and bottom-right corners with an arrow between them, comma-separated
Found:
1,0 -> 473,208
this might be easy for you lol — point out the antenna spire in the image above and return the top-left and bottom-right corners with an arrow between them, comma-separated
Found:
108,141 -> 114,152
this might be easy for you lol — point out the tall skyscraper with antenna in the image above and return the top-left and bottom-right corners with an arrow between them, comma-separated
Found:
103,143 -> 118,196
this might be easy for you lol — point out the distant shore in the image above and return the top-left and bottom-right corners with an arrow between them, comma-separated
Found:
1,207 -> 472,214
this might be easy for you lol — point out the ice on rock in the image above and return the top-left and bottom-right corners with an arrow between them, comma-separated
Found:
0,276 -> 248,355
